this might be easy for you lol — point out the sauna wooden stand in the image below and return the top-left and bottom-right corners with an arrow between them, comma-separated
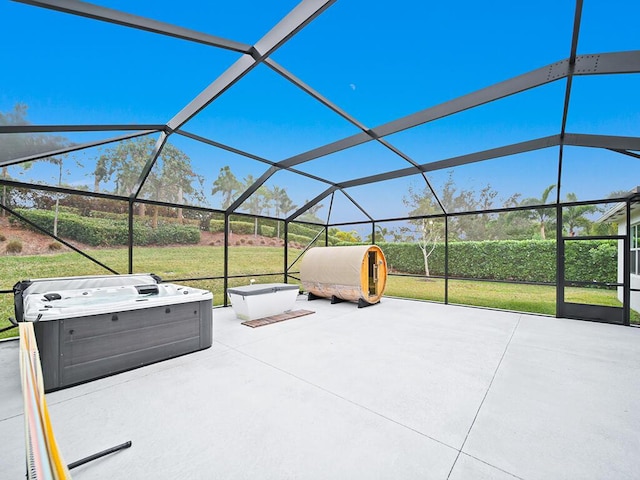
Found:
307,291 -> 380,308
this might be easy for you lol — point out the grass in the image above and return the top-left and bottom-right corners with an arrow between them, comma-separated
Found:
385,276 -> 640,323
1,246 -> 638,339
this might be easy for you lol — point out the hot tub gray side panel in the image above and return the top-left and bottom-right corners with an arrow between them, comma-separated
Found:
199,299 -> 213,349
35,298 -> 213,392
33,321 -> 60,390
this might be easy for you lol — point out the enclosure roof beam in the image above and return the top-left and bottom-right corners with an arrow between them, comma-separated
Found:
337,135 -> 561,190
287,186 -> 337,223
265,58 -> 370,131
166,55 -> 256,133
0,124 -> 165,133
277,132 -> 372,169
166,0 -> 335,132
265,58 -> 432,214
573,50 -> 640,75
608,149 -> 640,160
12,0 -> 251,53
563,133 -> 640,151
176,129 -> 276,166
0,178 -> 127,202
251,0 -> 336,59
175,129 -> 337,188
276,60 -> 570,169
340,190 -> 374,222
0,130 -> 157,168
555,0 -> 583,205
275,49 -> 640,173
267,58 -> 425,173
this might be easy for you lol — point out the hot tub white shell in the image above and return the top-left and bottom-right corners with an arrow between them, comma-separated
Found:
13,274 -> 213,392
227,283 -> 299,320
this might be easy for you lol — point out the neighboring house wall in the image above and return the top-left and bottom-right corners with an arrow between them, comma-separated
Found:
618,209 -> 640,313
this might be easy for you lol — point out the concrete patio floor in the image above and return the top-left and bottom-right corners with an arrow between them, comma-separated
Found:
1,296 -> 639,479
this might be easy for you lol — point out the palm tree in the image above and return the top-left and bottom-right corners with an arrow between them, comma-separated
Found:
563,193 -> 597,236
520,184 -> 556,239
242,175 -> 269,236
211,166 -> 241,209
270,186 -> 297,237
366,226 -> 391,243
299,200 -> 324,223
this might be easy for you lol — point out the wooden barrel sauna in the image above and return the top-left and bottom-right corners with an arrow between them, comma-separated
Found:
300,245 -> 387,307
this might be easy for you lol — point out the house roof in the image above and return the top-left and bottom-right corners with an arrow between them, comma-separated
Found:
597,186 -> 640,223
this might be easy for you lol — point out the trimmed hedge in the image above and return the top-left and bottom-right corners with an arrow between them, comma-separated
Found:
14,209 -> 200,246
377,240 -> 617,284
210,219 -> 340,244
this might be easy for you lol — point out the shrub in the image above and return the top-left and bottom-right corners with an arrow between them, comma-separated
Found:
14,209 -> 200,247
209,219 -> 225,233
48,241 -> 63,251
375,239 -> 616,284
5,239 -> 22,254
231,221 -> 255,235
258,225 -> 273,237
288,233 -> 323,247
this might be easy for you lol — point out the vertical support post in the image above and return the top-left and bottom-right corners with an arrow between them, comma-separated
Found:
325,225 -> 328,246
556,204 -> 563,318
371,222 -> 376,244
224,213 -> 229,307
284,221 -> 289,284
623,199 -> 631,326
444,215 -> 449,305
128,199 -> 134,274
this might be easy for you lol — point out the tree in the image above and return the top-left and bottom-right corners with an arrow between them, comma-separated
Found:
366,226 -> 391,243
401,182 -> 444,276
298,200 -> 324,223
589,190 -> 630,235
563,193 -> 597,236
94,139 -> 151,197
211,166 -> 241,209
270,186 -> 297,238
145,142 -> 204,225
518,184 -> 556,240
242,174 -> 269,236
1,103 -> 71,216
94,138 -> 204,224
334,230 -> 361,243
402,172 -> 523,274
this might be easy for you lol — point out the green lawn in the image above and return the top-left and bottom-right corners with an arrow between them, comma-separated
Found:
1,246 -> 637,339
385,276 -> 640,323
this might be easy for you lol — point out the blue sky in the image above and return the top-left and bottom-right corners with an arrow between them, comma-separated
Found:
1,0 -> 639,223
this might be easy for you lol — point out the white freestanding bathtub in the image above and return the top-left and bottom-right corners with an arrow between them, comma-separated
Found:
227,283 -> 299,320
13,274 -> 213,392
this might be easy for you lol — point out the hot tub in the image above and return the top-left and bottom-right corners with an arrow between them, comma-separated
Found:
13,274 -> 213,392
227,283 -> 299,320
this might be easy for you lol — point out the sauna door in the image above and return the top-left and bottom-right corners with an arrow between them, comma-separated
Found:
368,250 -> 378,296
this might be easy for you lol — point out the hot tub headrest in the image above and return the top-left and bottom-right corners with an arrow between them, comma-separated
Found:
135,284 -> 159,295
